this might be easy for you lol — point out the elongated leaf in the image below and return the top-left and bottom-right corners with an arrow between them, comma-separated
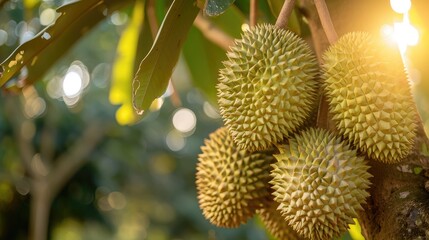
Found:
110,0 -> 148,125
132,0 -> 199,114
267,0 -> 283,17
204,0 -> 235,16
0,0 -> 133,88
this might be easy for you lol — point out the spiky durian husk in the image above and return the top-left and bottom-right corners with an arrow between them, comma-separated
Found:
196,127 -> 274,228
271,128 -> 371,240
258,201 -> 306,240
217,24 -> 319,152
322,32 -> 417,163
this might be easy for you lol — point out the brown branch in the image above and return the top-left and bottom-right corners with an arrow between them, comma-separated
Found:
29,121 -> 107,240
4,96 -> 38,178
48,121 -> 107,198
314,0 -> 338,43
297,0 -> 334,130
194,13 -> 234,51
275,0 -> 296,29
39,102 -> 58,167
29,179 -> 51,240
250,0 -> 258,27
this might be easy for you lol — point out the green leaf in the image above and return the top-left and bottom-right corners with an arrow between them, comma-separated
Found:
110,0 -> 147,125
209,5 -> 245,38
267,0 -> 283,17
204,0 -> 235,16
183,27 -> 222,104
0,0 -> 133,88
132,0 -> 199,114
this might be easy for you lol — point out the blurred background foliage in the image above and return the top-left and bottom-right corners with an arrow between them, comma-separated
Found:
0,0 -> 427,239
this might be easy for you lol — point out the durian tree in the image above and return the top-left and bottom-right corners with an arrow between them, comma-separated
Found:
0,0 -> 429,240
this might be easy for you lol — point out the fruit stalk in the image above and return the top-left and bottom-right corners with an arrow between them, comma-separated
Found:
314,0 -> 338,43
275,0 -> 296,29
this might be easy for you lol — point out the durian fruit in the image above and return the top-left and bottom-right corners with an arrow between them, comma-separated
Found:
217,24 -> 319,152
258,201 -> 306,240
270,128 -> 371,240
196,127 -> 274,228
322,32 -> 417,163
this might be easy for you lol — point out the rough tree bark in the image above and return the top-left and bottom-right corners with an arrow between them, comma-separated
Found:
297,1 -> 429,239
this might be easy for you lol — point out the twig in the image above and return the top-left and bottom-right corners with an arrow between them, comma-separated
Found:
275,0 -> 296,29
194,13 -> 234,51
314,0 -> 338,43
250,0 -> 258,27
4,97 -> 37,178
296,0 -> 332,130
39,102 -> 57,168
48,121 -> 107,198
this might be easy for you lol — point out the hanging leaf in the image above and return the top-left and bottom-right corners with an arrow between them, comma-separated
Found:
132,0 -> 199,114
0,0 -> 133,88
110,0 -> 150,125
267,0 -> 284,17
209,5 -> 245,38
204,0 -> 235,16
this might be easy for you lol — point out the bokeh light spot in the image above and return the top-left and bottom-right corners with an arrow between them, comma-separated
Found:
108,192 -> 127,210
166,130 -> 185,151
62,71 -> 82,97
40,8 -> 56,26
172,108 -> 196,133
0,29 -> 8,46
203,102 -> 220,119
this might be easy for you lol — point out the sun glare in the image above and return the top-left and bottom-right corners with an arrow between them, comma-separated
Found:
390,0 -> 411,14
383,0 -> 419,55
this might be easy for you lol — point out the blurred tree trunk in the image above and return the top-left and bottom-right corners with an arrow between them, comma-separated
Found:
298,1 -> 429,239
5,96 -> 107,240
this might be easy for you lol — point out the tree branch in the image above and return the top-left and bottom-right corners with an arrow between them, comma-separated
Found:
314,0 -> 338,43
250,0 -> 258,27
48,121 -> 107,198
39,102 -> 58,168
4,96 -> 37,178
297,0 -> 335,131
193,13 -> 234,51
275,0 -> 296,29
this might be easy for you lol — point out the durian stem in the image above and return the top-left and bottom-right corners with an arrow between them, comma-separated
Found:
275,0 -> 296,29
194,13 -> 235,51
314,0 -> 338,43
250,0 -> 258,27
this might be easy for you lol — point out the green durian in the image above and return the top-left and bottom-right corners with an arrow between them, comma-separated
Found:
196,127 -> 274,228
258,201 -> 306,240
217,24 -> 319,152
271,128 -> 371,240
322,32 -> 417,163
